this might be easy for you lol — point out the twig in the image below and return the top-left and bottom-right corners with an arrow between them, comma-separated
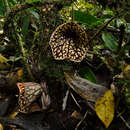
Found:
88,9 -> 127,45
71,3 -> 74,22
117,111 -> 130,129
75,111 -> 88,130
106,26 -> 120,33
73,2 -> 80,10
62,89 -> 70,111
70,92 -> 81,110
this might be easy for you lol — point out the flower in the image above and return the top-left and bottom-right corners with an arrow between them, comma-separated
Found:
17,82 -> 43,113
49,21 -> 88,62
17,82 -> 50,113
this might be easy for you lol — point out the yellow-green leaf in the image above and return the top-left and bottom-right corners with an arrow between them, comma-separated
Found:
95,90 -> 115,128
0,54 -> 10,70
123,64 -> 130,80
9,111 -> 19,119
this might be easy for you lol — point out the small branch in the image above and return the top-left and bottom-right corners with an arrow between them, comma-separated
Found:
62,89 -> 70,111
88,9 -> 127,45
117,111 -> 130,129
71,3 -> 74,22
75,111 -> 88,130
70,92 -> 81,110
106,26 -> 120,33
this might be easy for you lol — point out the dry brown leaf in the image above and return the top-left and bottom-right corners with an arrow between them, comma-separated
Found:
71,110 -> 82,120
64,72 -> 108,102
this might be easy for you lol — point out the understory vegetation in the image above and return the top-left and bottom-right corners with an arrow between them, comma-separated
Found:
0,0 -> 130,130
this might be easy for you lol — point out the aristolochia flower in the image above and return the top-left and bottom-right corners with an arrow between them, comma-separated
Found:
49,21 -> 88,62
17,82 -> 50,113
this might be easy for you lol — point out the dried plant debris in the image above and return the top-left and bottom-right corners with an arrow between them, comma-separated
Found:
64,72 -> 115,128
0,95 -> 16,116
0,113 -> 50,130
64,72 -> 108,102
49,21 -> 88,62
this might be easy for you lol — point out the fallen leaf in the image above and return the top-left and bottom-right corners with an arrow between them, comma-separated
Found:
9,112 -> 19,119
64,72 -> 108,102
0,123 -> 3,130
95,90 -> 115,128
17,69 -> 23,81
71,110 -> 82,120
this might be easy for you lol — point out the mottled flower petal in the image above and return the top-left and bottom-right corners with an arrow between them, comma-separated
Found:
49,21 -> 88,62
17,82 -> 44,113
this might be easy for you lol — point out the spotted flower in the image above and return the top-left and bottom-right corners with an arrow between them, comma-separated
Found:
17,82 -> 50,113
49,21 -> 88,62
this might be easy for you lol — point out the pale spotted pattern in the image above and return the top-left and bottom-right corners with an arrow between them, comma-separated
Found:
49,21 -> 88,62
18,83 -> 43,113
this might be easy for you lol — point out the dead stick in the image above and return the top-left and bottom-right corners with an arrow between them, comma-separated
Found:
70,92 -> 81,110
75,111 -> 88,130
117,111 -> 130,129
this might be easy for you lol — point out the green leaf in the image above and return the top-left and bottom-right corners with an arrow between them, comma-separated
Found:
102,33 -> 118,52
8,56 -> 23,62
29,10 -> 39,20
126,25 -> 130,34
121,45 -> 130,51
0,0 -> 5,16
25,0 -> 42,3
21,15 -> 30,39
101,14 -> 113,19
79,67 -> 97,83
0,46 -> 5,52
73,10 -> 101,25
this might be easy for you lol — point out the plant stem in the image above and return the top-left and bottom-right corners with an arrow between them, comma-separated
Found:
17,34 -> 34,80
3,0 -> 10,15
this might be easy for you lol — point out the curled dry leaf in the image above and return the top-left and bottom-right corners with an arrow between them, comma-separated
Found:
64,72 -> 108,102
71,110 -> 82,120
0,69 -> 23,88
